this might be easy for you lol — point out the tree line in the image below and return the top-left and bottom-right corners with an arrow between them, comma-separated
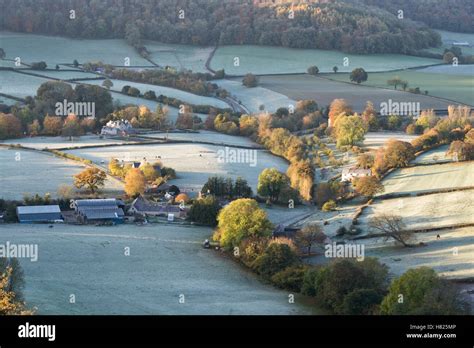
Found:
1,0 -> 442,54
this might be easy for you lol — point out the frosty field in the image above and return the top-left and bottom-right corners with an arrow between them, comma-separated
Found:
360,190 -> 474,231
144,41 -> 213,73
423,30 -> 474,56
84,78 -> 231,109
1,135 -> 134,150
0,148 -> 123,200
64,143 -> 288,194
259,75 -> 455,112
28,70 -> 100,80
380,161 -> 474,196
0,223 -> 314,314
0,70 -> 51,99
210,45 -> 441,75
325,70 -> 474,106
412,145 -> 450,165
214,79 -> 296,113
0,31 -> 153,67
363,132 -> 418,149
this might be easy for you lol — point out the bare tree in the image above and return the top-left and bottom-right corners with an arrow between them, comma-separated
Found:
369,214 -> 412,247
294,224 -> 326,255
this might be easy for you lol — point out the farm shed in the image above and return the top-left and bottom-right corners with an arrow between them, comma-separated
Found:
16,205 -> 62,223
128,195 -> 186,219
74,199 -> 125,224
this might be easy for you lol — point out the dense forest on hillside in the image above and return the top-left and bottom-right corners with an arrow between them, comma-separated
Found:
362,0 -> 474,33
0,0 -> 441,54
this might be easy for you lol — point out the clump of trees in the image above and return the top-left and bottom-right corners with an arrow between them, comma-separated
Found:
0,260 -> 34,315
124,168 -> 146,197
188,195 -> 221,226
242,73 -> 258,88
201,176 -> 252,199
353,176 -> 384,197
350,68 -> 368,84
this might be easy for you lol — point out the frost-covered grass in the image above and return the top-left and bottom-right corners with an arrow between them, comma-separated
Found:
363,132 -> 418,149
29,70 -> 100,80
0,223 -> 313,314
214,79 -> 296,114
65,143 -> 288,194
1,135 -> 133,150
85,79 -> 230,109
0,148 -> 123,200
360,190 -> 474,231
211,45 -> 441,75
412,145 -> 450,165
144,41 -> 213,73
0,95 -> 21,106
417,64 -> 474,76
0,31 -> 152,67
0,70 -> 50,99
380,161 -> 474,196
422,30 -> 474,56
143,130 -> 260,148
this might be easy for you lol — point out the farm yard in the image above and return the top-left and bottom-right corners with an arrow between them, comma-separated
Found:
0,147 -> 123,200
64,143 -> 289,194
0,223 -> 314,314
258,74 -> 456,112
0,31 -> 153,67
210,45 -> 442,75
325,70 -> 474,106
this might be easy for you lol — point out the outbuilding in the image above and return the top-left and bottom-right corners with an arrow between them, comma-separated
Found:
16,205 -> 62,223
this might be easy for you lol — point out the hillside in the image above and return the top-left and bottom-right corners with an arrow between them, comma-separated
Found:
0,0 -> 440,54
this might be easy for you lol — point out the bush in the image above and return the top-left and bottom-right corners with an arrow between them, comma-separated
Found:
271,266 -> 307,292
301,267 -> 320,296
322,200 -> 337,212
341,288 -> 384,315
188,195 -> 221,226
252,243 -> 300,279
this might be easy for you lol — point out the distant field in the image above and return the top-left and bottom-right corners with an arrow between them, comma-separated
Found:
0,95 -> 21,106
324,70 -> 474,106
0,31 -> 153,67
380,161 -> 474,196
210,45 -> 441,75
84,79 -> 230,109
0,148 -> 123,200
0,70 -> 51,99
417,64 -> 474,76
144,41 -> 213,73
214,79 -> 296,113
363,132 -> 418,149
422,30 -> 474,56
259,75 -> 455,112
1,135 -> 133,150
65,143 -> 289,194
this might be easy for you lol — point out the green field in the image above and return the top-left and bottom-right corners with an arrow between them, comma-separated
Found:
324,70 -> 474,106
259,74 -> 456,112
0,31 -> 153,67
211,45 -> 442,75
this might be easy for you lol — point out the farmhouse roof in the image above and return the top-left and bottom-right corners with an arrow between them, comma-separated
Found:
79,208 -> 125,220
75,199 -> 123,207
131,195 -> 181,214
17,205 -> 61,214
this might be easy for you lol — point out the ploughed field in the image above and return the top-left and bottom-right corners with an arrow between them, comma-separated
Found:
0,223 -> 314,314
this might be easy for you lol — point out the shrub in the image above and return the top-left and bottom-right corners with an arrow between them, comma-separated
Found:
252,243 -> 300,279
271,266 -> 307,292
341,288 -> 384,315
322,200 -> 337,212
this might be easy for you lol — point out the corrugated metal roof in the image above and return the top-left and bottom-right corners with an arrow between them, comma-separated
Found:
75,199 -> 120,207
80,208 -> 124,220
17,205 -> 61,215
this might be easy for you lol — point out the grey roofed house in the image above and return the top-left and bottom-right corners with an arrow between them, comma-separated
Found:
128,195 -> 185,218
16,205 -> 62,223
74,199 -> 124,222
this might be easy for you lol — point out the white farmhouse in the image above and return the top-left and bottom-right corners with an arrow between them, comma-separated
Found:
101,120 -> 134,136
341,167 -> 372,182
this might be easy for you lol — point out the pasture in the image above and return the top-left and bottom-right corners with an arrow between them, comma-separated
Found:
0,223 -> 313,314
64,143 -> 289,194
412,145 -> 450,165
259,74 -> 455,112
0,148 -> 123,200
28,70 -> 101,80
325,70 -> 474,106
84,79 -> 231,109
214,79 -> 296,114
0,70 -> 51,99
362,132 -> 418,149
1,135 -> 133,150
144,41 -> 213,73
380,161 -> 474,196
0,31 -> 153,67
423,30 -> 474,56
210,45 -> 441,75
